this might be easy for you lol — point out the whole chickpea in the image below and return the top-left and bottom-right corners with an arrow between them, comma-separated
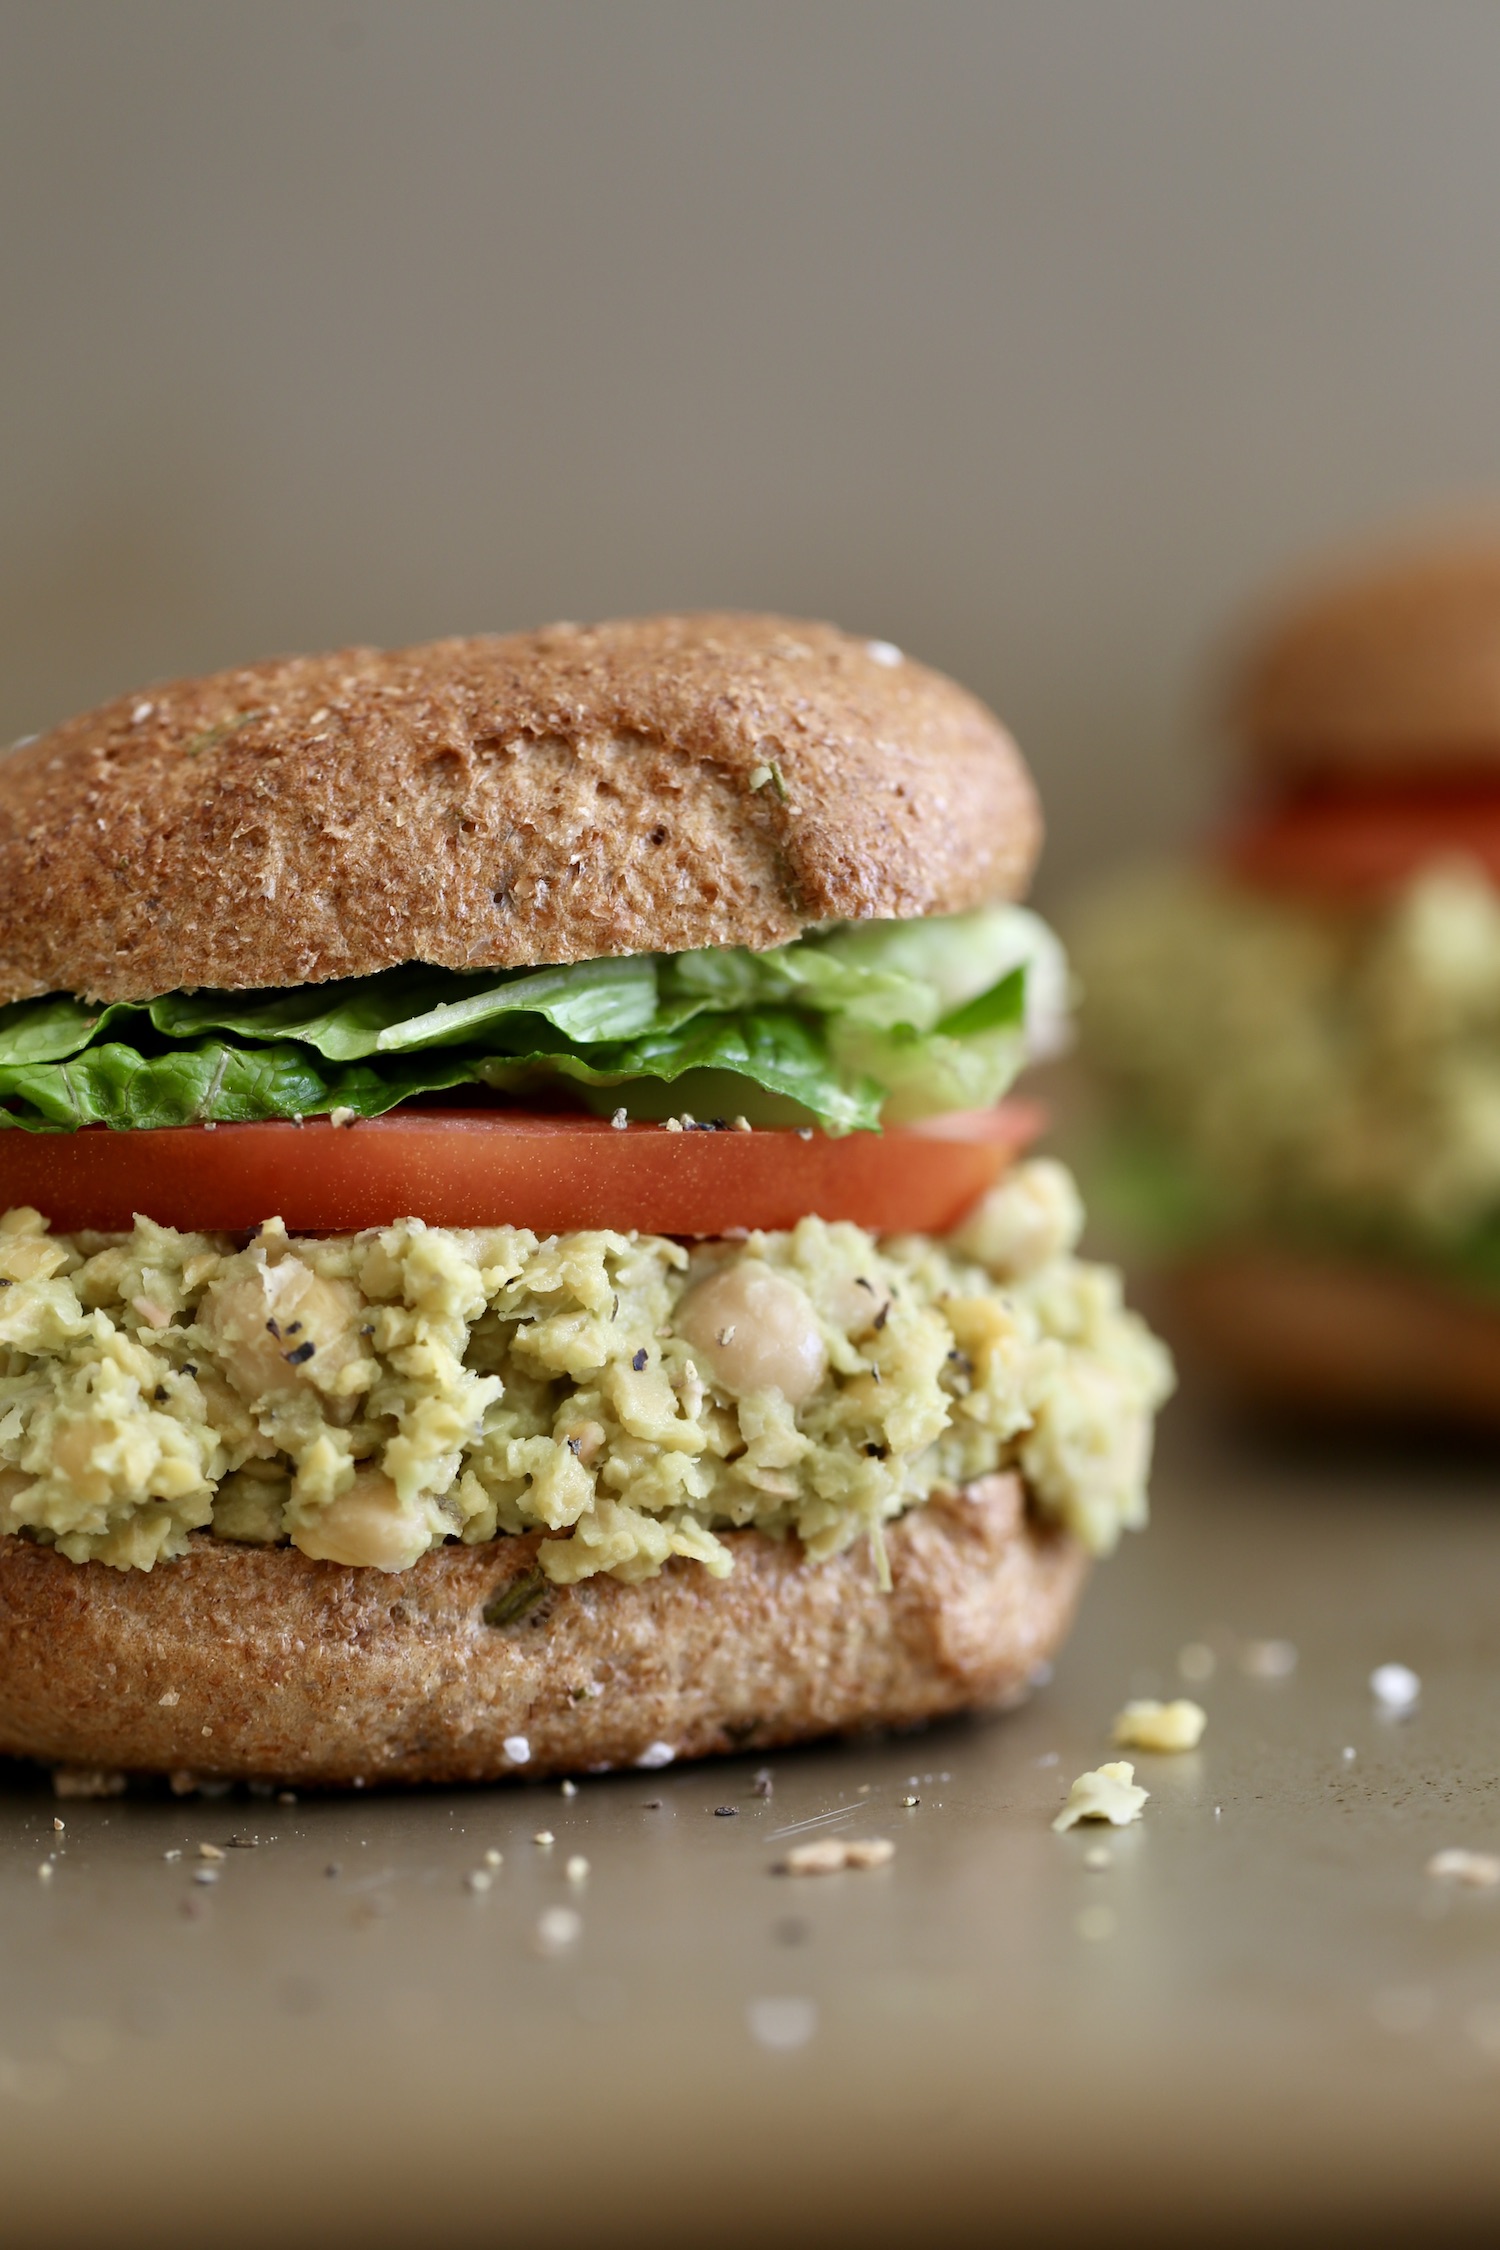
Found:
675,1262 -> 827,1404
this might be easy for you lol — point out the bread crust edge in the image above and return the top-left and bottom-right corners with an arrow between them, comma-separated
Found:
0,1476 -> 1086,1786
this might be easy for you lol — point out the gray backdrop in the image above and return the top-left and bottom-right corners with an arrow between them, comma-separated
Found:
4,0 -> 1499,899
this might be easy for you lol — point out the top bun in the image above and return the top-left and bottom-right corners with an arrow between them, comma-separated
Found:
0,614 -> 1039,1005
1232,531 -> 1500,780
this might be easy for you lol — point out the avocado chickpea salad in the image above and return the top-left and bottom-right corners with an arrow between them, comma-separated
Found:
1072,859 -> 1500,1295
0,909 -> 1172,1584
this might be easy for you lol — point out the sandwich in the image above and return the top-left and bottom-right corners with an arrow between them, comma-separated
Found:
1074,530 -> 1500,1426
0,614 -> 1171,1785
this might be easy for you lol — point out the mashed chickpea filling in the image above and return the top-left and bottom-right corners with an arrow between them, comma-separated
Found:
0,1160 -> 1171,1583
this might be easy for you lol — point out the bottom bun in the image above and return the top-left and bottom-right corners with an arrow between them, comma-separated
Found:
1157,1246 -> 1500,1430
0,1477 -> 1084,1787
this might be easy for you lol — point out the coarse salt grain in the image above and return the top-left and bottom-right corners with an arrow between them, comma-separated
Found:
502,1735 -> 531,1765
533,1830 -> 555,1847
483,1848 -> 503,1868
635,1741 -> 676,1770
865,640 -> 903,667
1372,1662 -> 1421,1714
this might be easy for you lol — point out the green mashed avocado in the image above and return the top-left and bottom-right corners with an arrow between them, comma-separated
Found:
1072,859 -> 1500,1292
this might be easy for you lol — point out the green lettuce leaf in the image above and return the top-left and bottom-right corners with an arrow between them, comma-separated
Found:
0,905 -> 1064,1133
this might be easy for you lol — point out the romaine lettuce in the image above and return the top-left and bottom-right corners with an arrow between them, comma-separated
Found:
0,906 -> 1065,1133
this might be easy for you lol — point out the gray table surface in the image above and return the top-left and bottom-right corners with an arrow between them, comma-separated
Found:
4,1399 -> 1500,2246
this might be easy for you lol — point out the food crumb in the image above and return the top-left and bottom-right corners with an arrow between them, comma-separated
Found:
328,1106 -> 357,1129
635,1741 -> 676,1770
158,1690 -> 180,1708
559,1779 -> 578,1798
732,1116 -> 753,1133
52,1767 -> 126,1800
534,1905 -> 582,1955
1112,1698 -> 1207,1753
1239,1638 -> 1298,1680
902,1795 -> 920,1808
747,1995 -> 818,2050
664,1117 -> 684,1133
1177,1641 -> 1216,1684
610,1108 -> 628,1130
777,1837 -> 895,1877
1052,1762 -> 1149,1832
1372,1662 -> 1421,1715
52,1818 -> 64,1833
198,1842 -> 226,1862
533,1830 -> 555,1848
502,1735 -> 531,1765
483,1848 -> 503,1868
1427,1848 -> 1500,1887
566,1855 -> 590,1884
163,1849 -> 181,1862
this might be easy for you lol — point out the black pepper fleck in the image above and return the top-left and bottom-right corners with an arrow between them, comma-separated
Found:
265,1319 -> 281,1340
714,1805 -> 738,1818
283,1341 -> 316,1366
873,1302 -> 890,1332
631,1347 -> 648,1371
864,1441 -> 889,1459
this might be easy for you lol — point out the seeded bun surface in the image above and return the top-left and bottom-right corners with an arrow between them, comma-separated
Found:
0,1478 -> 1083,1786
0,614 -> 1040,1006
1233,534 -> 1500,781
1156,1248 -> 1500,1430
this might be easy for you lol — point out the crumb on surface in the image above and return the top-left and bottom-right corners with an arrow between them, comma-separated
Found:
1112,1698 -> 1207,1753
1052,1762 -> 1149,1833
1427,1848 -> 1500,1887
777,1837 -> 895,1877
1239,1638 -> 1298,1680
52,1767 -> 127,1800
534,1905 -> 582,1954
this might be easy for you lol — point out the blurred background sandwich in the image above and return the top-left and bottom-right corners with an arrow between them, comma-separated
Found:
1073,524 -> 1500,1427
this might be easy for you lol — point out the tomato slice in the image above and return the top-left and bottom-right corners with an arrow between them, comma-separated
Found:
0,1101 -> 1045,1238
1221,776 -> 1500,897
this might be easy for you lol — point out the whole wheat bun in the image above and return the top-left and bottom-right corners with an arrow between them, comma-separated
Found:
0,1477 -> 1082,1787
0,614 -> 1040,1006
1155,1247 -> 1500,1430
1232,529 -> 1500,781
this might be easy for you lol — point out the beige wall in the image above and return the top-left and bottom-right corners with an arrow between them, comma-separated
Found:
5,1 -> 1500,899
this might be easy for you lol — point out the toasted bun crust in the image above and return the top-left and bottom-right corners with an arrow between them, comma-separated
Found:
0,1478 -> 1083,1786
1232,533 -> 1500,781
0,615 -> 1040,1006
1156,1248 -> 1500,1429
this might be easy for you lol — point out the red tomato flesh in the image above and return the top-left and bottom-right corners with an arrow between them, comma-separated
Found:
1221,776 -> 1500,897
0,1102 -> 1045,1238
